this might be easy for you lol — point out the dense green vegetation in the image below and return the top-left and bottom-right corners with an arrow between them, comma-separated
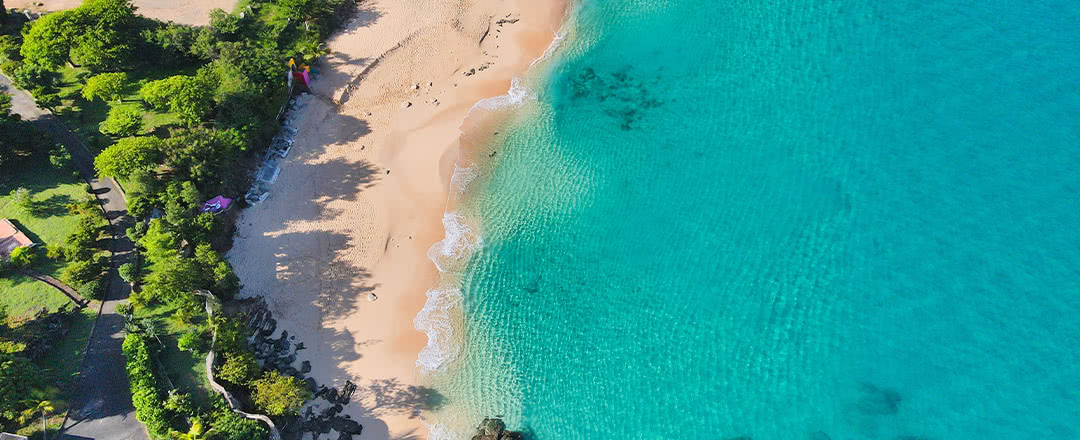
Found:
2,0 -> 353,437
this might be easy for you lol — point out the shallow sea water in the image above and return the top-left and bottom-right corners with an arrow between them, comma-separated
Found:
423,0 -> 1080,438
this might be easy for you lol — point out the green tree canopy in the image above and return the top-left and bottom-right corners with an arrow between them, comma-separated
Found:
82,72 -> 129,102
162,128 -> 244,193
19,10 -> 77,68
94,136 -> 163,179
251,370 -> 310,416
139,75 -> 213,126
100,105 -> 144,136
21,0 -> 139,71
138,219 -> 178,264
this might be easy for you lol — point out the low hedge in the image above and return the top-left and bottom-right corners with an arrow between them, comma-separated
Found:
121,333 -> 171,438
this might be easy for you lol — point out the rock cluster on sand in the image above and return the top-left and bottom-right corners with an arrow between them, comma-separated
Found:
471,418 -> 524,440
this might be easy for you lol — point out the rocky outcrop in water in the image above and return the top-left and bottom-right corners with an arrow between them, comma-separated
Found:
471,418 -> 524,440
230,299 -> 364,440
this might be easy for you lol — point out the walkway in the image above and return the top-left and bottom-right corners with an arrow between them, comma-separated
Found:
0,74 -> 148,440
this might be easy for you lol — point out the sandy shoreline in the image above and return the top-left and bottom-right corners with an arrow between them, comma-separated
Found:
227,0 -> 567,438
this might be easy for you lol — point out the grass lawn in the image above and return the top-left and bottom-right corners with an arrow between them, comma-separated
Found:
0,162 -> 96,319
0,274 -> 73,318
9,306 -> 98,438
35,306 -> 99,400
136,302 -> 216,408
54,65 -> 193,153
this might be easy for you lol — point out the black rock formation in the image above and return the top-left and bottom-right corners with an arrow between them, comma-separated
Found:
471,418 -> 524,440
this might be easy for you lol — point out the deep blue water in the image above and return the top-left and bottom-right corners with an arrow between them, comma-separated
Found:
431,0 -> 1080,438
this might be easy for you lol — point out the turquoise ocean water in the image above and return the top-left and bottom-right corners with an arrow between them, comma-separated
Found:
419,0 -> 1080,438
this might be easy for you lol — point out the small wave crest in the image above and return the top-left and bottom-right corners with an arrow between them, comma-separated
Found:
450,165 -> 477,194
427,211 -> 482,273
414,288 -> 464,374
471,77 -> 530,112
530,30 -> 566,67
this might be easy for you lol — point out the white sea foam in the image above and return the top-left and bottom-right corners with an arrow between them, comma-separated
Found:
450,165 -> 477,194
415,288 -> 464,374
471,77 -> 530,112
426,422 -> 459,440
427,211 -> 482,273
530,30 -> 566,67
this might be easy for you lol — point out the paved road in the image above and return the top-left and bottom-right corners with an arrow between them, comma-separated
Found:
1,75 -> 148,440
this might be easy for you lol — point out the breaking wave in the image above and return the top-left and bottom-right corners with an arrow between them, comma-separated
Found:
427,211 -> 482,273
414,288 -> 464,374
471,77 -> 530,112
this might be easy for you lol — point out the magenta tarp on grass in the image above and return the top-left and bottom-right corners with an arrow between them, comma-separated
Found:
201,196 -> 232,214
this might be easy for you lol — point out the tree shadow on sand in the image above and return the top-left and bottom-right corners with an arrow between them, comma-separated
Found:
360,378 -> 448,419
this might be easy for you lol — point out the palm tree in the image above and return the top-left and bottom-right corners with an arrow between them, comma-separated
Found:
169,418 -> 215,440
18,400 -> 54,440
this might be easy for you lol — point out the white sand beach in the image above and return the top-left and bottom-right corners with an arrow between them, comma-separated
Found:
226,0 -> 566,438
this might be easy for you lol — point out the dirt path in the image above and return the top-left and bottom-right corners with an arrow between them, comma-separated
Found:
1,74 -> 148,440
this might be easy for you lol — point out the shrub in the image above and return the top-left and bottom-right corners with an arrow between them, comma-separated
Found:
9,246 -> 37,268
125,226 -> 139,243
77,279 -> 105,301
9,187 -> 33,213
118,262 -> 139,285
163,392 -> 195,416
81,72 -> 128,102
176,331 -> 202,353
251,370 -> 310,416
36,93 -> 60,110
60,258 -> 103,286
99,105 -> 143,136
210,396 -> 268,440
45,244 -> 68,261
216,350 -> 259,386
48,147 -> 72,170
116,302 -> 133,316
65,216 -> 100,256
127,195 -> 153,219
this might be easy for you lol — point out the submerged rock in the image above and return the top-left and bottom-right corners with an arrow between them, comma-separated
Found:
857,382 -> 902,415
